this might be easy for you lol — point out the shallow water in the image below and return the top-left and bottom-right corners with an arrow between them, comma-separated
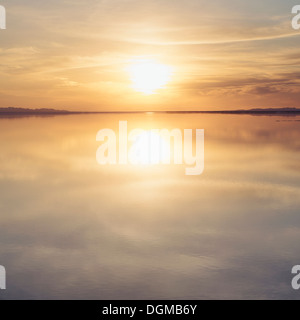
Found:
0,113 -> 300,299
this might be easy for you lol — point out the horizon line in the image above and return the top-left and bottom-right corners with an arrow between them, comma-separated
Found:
1,107 -> 300,115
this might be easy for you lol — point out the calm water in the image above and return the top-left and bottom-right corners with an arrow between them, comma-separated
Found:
0,113 -> 300,299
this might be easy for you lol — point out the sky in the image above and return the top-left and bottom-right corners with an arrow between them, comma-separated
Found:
0,0 -> 300,111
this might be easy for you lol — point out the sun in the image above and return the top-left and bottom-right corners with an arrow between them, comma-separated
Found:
128,60 -> 172,94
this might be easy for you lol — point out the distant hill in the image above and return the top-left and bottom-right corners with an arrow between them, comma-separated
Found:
159,108 -> 300,114
224,108 -> 300,114
0,107 -> 299,115
0,107 -> 73,114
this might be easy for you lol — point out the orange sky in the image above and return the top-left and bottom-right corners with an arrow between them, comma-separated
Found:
0,0 -> 300,111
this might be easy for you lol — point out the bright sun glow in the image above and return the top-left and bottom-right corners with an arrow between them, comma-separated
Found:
128,60 -> 172,94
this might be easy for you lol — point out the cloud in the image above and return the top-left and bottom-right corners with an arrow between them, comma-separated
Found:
248,86 -> 280,95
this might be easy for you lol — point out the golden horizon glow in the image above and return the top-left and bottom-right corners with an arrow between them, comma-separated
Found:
128,60 -> 172,95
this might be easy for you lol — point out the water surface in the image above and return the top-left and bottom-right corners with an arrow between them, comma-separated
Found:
0,113 -> 300,299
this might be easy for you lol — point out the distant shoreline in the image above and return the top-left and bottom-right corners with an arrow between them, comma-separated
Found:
0,107 -> 300,116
